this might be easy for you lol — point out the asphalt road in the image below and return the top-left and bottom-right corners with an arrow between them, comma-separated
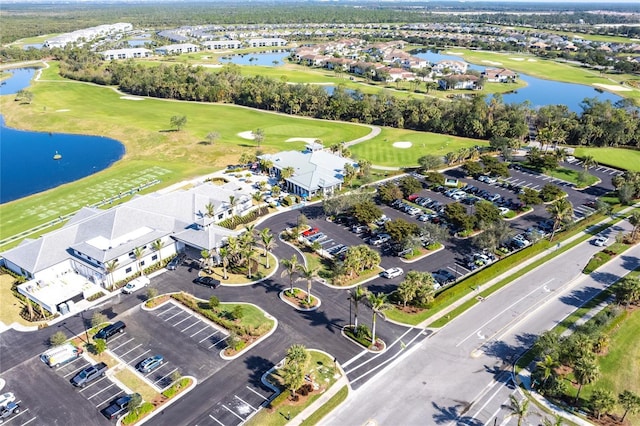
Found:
321,220 -> 636,426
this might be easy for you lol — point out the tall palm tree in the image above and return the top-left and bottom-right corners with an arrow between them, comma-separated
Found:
152,239 -> 164,265
280,255 -> 300,293
241,245 -> 257,279
618,390 -> 640,423
204,202 -> 216,218
200,249 -> 212,273
507,394 -> 530,426
227,195 -> 238,216
104,259 -> 119,290
350,285 -> 367,328
574,356 -> 600,404
582,155 -> 598,171
133,247 -> 145,276
218,247 -> 230,280
259,228 -> 276,269
547,198 -> 573,241
628,210 -> 640,241
367,292 -> 390,345
296,264 -> 319,304
536,354 -> 558,386
542,414 -> 565,426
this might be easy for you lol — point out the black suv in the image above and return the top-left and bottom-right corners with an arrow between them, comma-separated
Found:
101,393 -> 139,419
95,321 -> 126,341
193,276 -> 220,288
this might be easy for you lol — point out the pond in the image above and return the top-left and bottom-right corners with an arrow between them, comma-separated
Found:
413,50 -> 623,111
0,68 -> 125,204
219,50 -> 291,67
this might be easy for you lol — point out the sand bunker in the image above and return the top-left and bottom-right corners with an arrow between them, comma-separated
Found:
286,137 -> 319,143
121,96 -> 144,101
482,60 -> 503,66
237,131 -> 256,140
527,59 -> 537,62
444,51 -> 464,56
393,141 -> 413,149
55,109 -> 70,112
510,58 -> 525,61
198,64 -> 223,68
593,83 -> 632,92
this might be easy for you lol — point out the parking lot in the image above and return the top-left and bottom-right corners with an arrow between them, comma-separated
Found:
194,382 -> 273,426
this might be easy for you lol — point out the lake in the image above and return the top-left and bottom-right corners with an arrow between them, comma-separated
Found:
219,50 -> 291,67
0,68 -> 125,204
413,50 -> 622,111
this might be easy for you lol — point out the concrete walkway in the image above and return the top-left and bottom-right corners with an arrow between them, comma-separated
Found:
288,374 -> 350,426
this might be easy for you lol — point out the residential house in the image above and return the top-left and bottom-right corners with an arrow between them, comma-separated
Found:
202,40 -> 243,50
101,48 -> 152,60
155,43 -> 200,55
439,74 -> 479,90
248,38 -> 288,48
432,59 -> 468,75
482,68 -> 517,83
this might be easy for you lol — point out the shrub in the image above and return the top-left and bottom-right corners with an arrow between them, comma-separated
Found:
268,391 -> 289,409
91,312 -> 108,328
209,295 -> 220,309
122,402 -> 154,425
91,338 -> 107,355
49,331 -> 67,347
232,305 -> 244,320
86,291 -> 105,302
146,287 -> 158,300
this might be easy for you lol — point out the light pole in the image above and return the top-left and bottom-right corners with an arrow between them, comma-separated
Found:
78,310 -> 90,344
346,291 -> 352,326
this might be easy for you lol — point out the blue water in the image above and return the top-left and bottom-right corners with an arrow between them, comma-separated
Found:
413,51 -> 622,111
22,43 -> 43,50
0,68 -> 125,204
219,51 -> 290,67
128,40 -> 148,47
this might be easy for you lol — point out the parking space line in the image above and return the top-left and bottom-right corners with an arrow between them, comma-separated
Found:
172,316 -> 192,327
118,343 -> 143,358
234,395 -> 258,411
191,325 -> 209,337
221,405 -> 245,422
6,410 -> 31,425
21,414 -> 38,426
448,266 -> 464,276
56,357 -> 83,372
209,414 -> 225,426
530,185 -> 539,190
78,376 -> 108,392
126,349 -> 150,363
111,337 -> 135,351
209,336 -> 228,349
154,367 -> 178,385
246,386 -> 268,400
199,331 -> 219,343
181,320 -> 201,332
164,311 -> 184,322
156,305 -> 177,316
96,390 -> 124,408
63,363 -> 91,378
88,382 -> 115,399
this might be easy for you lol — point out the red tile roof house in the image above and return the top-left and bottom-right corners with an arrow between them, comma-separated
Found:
482,68 -> 518,83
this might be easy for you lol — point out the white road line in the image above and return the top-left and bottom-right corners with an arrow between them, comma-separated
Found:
127,349 -> 150,362
469,383 -> 513,421
181,321 -> 201,332
164,311 -> 184,322
2,407 -> 28,424
234,395 -> 258,411
96,390 -> 124,408
456,279 -> 554,348
530,185 -> 539,190
346,327 -> 419,375
17,412 -> 36,425
79,376 -> 108,392
154,367 -> 178,386
157,306 -> 177,316
487,396 -> 513,426
199,331 -> 218,343
56,357 -> 83,371
448,266 -> 464,276
172,316 -> 191,327
208,336 -> 228,349
111,337 -> 135,351
88,382 -> 115,399
245,386 -> 268,400
445,373 -> 509,426
221,405 -> 245,422
64,363 -> 91,378
191,325 -> 209,338
341,349 -> 369,369
209,414 -> 225,426
118,343 -> 142,358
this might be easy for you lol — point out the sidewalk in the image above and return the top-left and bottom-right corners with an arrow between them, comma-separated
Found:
288,374 -> 350,426
420,204 -> 638,329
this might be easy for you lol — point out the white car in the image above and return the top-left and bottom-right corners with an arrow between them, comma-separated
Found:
498,207 -> 510,215
381,267 -> 404,279
122,276 -> 150,294
0,392 -> 15,409
593,236 -> 608,247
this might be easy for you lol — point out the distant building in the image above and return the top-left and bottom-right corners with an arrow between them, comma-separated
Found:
438,74 -> 479,90
101,48 -> 152,60
44,23 -> 132,49
247,38 -> 288,48
155,43 -> 200,55
202,40 -> 243,50
482,68 -> 517,83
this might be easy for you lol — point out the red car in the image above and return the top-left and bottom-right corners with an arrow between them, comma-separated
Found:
301,227 -> 319,237
407,193 -> 420,202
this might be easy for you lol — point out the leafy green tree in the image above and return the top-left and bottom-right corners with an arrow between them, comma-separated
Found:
582,155 -> 597,171
590,389 -> 616,420
444,202 -> 475,232
209,295 -> 220,309
169,115 -> 187,131
417,154 -> 442,172
377,181 -> 403,204
573,356 -> 600,403
398,176 -> 422,197
384,218 -> 419,244
619,390 -> 640,422
628,210 -> 640,241
424,171 -> 445,186
462,161 -> 484,177
418,222 -> 449,246
474,200 -> 501,229
472,220 -> 514,253
615,276 -> 640,307
15,89 -> 34,104
91,312 -> 108,328
397,274 -> 420,308
92,338 -> 107,355
49,331 -> 67,347
352,199 -> 382,224
519,188 -> 542,206
231,305 -> 244,320
127,393 -> 142,412
536,354 -> 558,387
539,184 -> 566,202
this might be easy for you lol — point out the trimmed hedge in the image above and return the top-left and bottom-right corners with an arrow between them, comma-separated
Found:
219,206 -> 269,229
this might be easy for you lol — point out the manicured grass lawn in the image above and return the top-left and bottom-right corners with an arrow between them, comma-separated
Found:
114,368 -> 159,403
0,273 -> 32,327
349,127 -> 486,167
205,252 -> 277,284
299,385 -> 348,426
545,167 -> 599,187
0,66 -> 370,241
573,147 -> 640,172
582,242 -> 631,274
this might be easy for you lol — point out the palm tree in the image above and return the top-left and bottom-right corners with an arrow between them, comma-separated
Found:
350,285 -> 367,328
286,343 -> 309,367
542,414 -> 565,426
507,395 -> 529,426
296,264 -> 318,304
547,198 -> 573,241
260,228 -> 276,268
133,247 -> 145,276
628,210 -> 640,241
219,247 -> 230,280
227,195 -> 238,216
280,255 -> 300,293
397,271 -> 422,308
204,202 -> 216,218
619,390 -> 640,422
104,260 -> 119,290
582,155 -> 598,171
573,356 -> 600,404
280,166 -> 295,183
240,245 -> 258,279
536,354 -> 559,386
152,239 -> 164,265
367,292 -> 390,346
200,249 -> 212,273
590,389 -> 616,420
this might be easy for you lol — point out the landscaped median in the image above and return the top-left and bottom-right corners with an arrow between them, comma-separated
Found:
144,292 -> 276,359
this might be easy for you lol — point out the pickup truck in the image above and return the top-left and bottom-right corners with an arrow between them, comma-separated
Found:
101,393 -> 139,419
71,362 -> 107,387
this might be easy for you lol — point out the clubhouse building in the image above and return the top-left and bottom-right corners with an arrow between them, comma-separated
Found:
1,182 -> 252,315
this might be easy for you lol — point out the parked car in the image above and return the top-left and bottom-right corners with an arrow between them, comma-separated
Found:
193,276 -> 221,288
593,236 -> 608,247
308,233 -> 327,243
498,207 -> 510,215
432,269 -> 456,284
301,227 -> 319,237
0,393 -> 15,410
122,276 -> 150,294
381,267 -> 404,279
137,355 -> 164,374
352,225 -> 368,234
0,402 -> 20,423
71,362 -> 108,387
40,343 -> 82,368
95,321 -> 126,341
166,253 -> 186,270
101,393 -> 140,420
370,233 -> 391,246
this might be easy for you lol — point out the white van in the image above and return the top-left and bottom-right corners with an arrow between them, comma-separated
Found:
41,343 -> 82,368
122,276 -> 150,294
